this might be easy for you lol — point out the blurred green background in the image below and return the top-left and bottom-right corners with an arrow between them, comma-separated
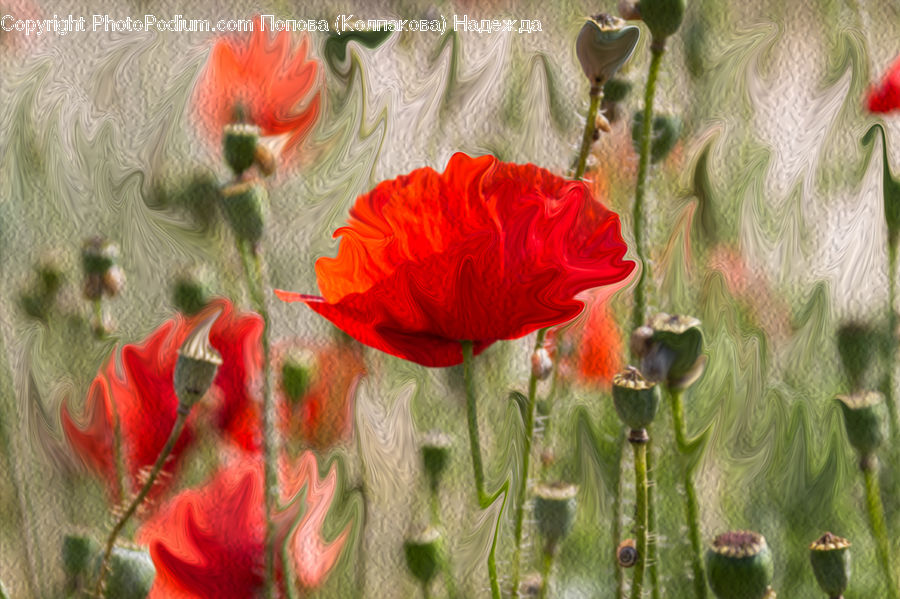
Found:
2,0 -> 900,597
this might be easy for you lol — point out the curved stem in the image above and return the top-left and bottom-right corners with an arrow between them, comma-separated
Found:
669,389 -> 708,599
573,89 -> 602,180
630,440 -> 649,599
511,327 -> 548,598
94,409 -> 189,597
237,240 -> 278,599
862,457 -> 899,599
461,340 -> 503,599
631,44 -> 665,334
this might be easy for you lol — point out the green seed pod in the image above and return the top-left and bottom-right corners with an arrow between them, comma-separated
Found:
638,0 -> 686,41
836,391 -> 886,458
404,528 -> 442,585
575,15 -> 640,87
221,179 -> 268,245
420,431 -> 452,487
603,78 -> 632,103
836,322 -> 878,392
173,309 -> 223,409
533,483 -> 578,546
96,546 -> 156,599
632,112 -> 683,164
809,532 -> 851,598
636,313 -> 706,390
706,531 -> 774,599
223,123 -> 259,176
62,534 -> 100,580
172,267 -> 214,316
612,366 -> 660,432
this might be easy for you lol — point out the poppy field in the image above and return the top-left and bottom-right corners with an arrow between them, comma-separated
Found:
2,0 -> 900,597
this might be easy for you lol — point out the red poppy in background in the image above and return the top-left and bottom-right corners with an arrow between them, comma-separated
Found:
137,452 -> 349,598
573,293 -> 624,389
193,16 -> 321,163
275,339 -> 366,450
276,153 -> 634,367
61,299 -> 262,501
868,55 -> 900,113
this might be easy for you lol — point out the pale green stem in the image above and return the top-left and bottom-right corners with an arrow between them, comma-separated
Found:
573,89 -> 602,180
862,456 -> 899,599
630,439 -> 649,599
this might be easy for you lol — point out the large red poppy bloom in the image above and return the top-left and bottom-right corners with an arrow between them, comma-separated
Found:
275,339 -> 366,450
137,452 -> 349,598
61,299 -> 262,501
193,16 -> 321,162
868,55 -> 900,113
276,153 -> 634,367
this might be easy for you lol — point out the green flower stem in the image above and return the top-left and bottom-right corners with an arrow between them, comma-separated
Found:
630,438 -> 649,599
887,239 -> 899,442
631,44 -> 665,334
614,435 -> 626,599
669,389 -> 708,599
237,240 -> 278,599
94,409 -> 189,597
538,542 -> 556,599
573,88 -> 602,180
861,456 -> 900,599
511,327 -> 548,598
421,580 -> 432,599
647,437 -> 661,599
461,340 -> 505,599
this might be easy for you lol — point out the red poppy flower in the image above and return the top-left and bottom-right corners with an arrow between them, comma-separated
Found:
275,339 -> 366,449
61,299 -> 262,501
573,292 -> 624,389
868,55 -> 900,113
137,452 -> 349,598
193,16 -> 321,163
276,153 -> 634,367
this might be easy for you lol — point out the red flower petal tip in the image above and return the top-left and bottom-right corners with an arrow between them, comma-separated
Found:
868,55 -> 900,114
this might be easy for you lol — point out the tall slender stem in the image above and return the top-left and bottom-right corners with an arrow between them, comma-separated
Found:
538,542 -> 555,599
887,239 -> 899,441
573,88 -> 602,180
646,437 -> 660,599
94,409 -> 189,597
631,45 -> 665,334
461,340 -> 503,599
511,328 -> 548,598
862,457 -> 899,599
630,438 -> 649,599
669,389 -> 708,599
237,240 -> 278,599
613,433 -> 626,599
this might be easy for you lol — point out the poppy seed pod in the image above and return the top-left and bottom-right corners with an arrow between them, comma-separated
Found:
223,123 -> 259,176
421,431 -> 452,488
173,309 -> 223,410
172,267 -> 214,316
62,534 -> 99,581
638,0 -> 686,42
706,531 -> 774,599
404,528 -> 442,585
576,15 -> 640,88
836,322 -> 878,392
95,546 -> 156,599
221,179 -> 268,245
836,391 -> 886,459
280,348 -> 317,405
533,482 -> 578,547
809,532 -> 851,598
612,366 -> 660,433
636,313 -> 705,390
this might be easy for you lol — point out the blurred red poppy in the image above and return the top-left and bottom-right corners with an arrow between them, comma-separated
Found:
868,55 -> 900,113
276,153 -> 634,367
61,299 -> 262,501
574,293 -> 624,389
275,338 -> 366,450
193,16 -> 321,163
137,452 -> 349,598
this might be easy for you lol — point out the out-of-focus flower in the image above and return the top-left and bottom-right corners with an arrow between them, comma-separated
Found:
137,452 -> 349,598
276,338 -> 366,449
575,293 -> 624,389
193,15 -> 322,165
61,299 -> 262,501
868,56 -> 900,114
276,153 -> 634,367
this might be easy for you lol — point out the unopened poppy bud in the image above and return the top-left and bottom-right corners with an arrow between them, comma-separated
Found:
421,431 -> 452,488
836,322 -> 878,392
281,349 -> 317,405
102,265 -> 126,297
172,268 -> 214,316
81,237 -> 119,276
836,391 -> 886,460
576,15 -> 640,88
619,0 -> 641,20
254,143 -> 277,177
638,0 -> 686,42
95,546 -> 156,599
641,313 -> 705,390
173,310 -> 223,410
612,366 -> 660,434
706,531 -> 774,599
404,527 -> 442,585
617,538 -> 638,567
809,532 -> 851,598
533,482 -> 577,548
223,123 -> 259,176
62,534 -> 99,580
221,179 -> 268,244
532,347 -> 553,380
